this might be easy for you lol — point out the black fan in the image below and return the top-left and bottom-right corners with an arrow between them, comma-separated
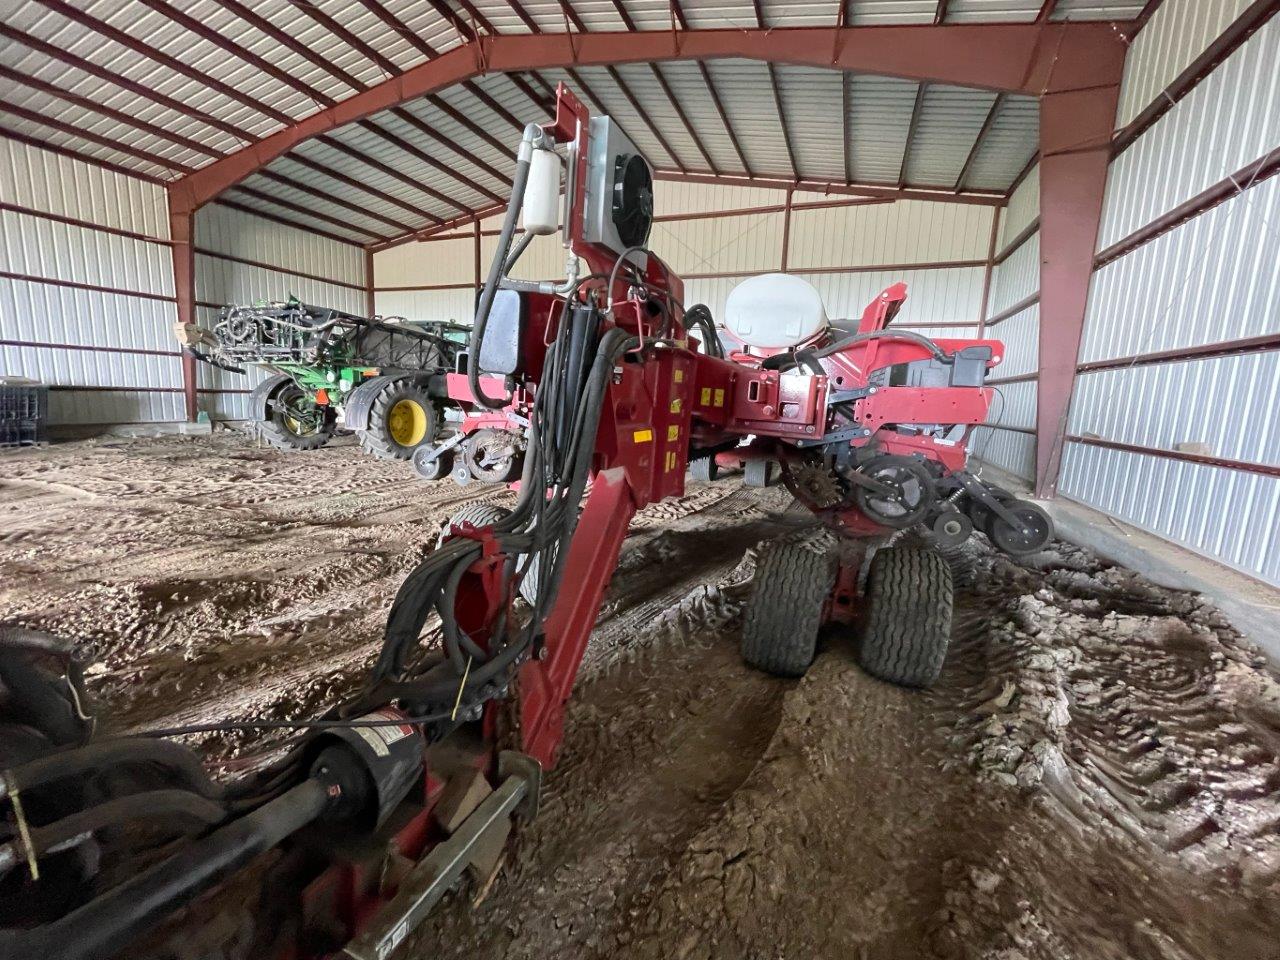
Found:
611,153 -> 654,248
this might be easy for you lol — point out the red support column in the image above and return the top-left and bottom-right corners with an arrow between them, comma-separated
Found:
779,186 -> 794,271
168,203 -> 199,422
364,247 -> 375,317
1034,82 -> 1121,498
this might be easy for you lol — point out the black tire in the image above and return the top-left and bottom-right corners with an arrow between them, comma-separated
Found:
357,380 -> 438,461
743,458 -> 777,489
859,545 -> 953,688
688,455 -> 718,483
741,535 -> 837,677
437,504 -> 537,605
257,382 -> 334,452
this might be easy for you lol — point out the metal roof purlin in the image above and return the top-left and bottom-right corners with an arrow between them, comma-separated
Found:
167,22 -> 1130,214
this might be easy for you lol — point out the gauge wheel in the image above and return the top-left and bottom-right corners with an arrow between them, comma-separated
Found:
358,380 -> 438,461
688,455 -> 718,483
411,444 -> 451,481
986,500 -> 1053,556
852,455 -> 936,528
258,382 -> 335,452
466,429 -> 523,483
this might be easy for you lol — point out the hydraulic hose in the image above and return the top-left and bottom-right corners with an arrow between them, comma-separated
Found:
470,123 -> 543,410
811,328 -> 950,363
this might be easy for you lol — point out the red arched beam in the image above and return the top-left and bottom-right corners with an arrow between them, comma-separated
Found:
167,22 -> 1128,215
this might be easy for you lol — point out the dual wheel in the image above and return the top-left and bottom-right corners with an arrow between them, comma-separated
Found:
741,537 -> 954,688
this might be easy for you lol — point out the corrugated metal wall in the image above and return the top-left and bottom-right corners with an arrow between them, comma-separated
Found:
974,166 -> 1040,480
0,135 -> 183,425
1057,0 -> 1280,586
194,204 -> 366,421
374,184 -> 996,338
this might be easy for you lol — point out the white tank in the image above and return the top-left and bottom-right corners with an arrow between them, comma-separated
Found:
724,273 -> 829,350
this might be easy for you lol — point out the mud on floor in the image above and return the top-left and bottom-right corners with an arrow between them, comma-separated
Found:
2,434 -> 1279,959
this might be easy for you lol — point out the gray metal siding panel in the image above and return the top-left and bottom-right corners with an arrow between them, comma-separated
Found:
1099,15 -> 1280,249
1061,442 -> 1280,587
1082,175 -> 1280,363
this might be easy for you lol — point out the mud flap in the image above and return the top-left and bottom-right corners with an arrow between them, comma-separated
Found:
248,374 -> 292,423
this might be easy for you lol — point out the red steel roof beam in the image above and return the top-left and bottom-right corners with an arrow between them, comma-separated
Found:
169,23 -> 1131,212
0,100 -> 194,175
32,0 -> 293,125
133,0 -> 336,108
255,171 -> 416,234
0,23 -> 256,143
283,152 -> 447,225
356,119 -> 506,203
231,185 -> 391,241
313,136 -> 471,216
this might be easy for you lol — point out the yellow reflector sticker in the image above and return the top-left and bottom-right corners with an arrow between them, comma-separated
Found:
670,398 -> 682,414
633,429 -> 653,443
667,425 -> 680,442
665,450 -> 677,471
700,387 -> 711,405
713,388 -> 725,407
674,370 -> 684,383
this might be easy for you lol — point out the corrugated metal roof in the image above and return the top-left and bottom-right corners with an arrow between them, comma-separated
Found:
0,0 -> 1156,247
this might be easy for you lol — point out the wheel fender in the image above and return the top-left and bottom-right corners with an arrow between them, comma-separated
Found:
343,375 -> 397,432
248,373 -> 293,422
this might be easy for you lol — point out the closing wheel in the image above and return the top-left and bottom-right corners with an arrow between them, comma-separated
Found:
743,458 -> 778,489
437,504 -> 538,605
986,500 -> 1053,556
466,429 -> 522,483
859,545 -> 953,688
740,534 -> 837,677
688,455 -> 718,483
358,380 -> 438,461
258,382 -> 334,452
852,455 -> 935,528
411,444 -> 451,481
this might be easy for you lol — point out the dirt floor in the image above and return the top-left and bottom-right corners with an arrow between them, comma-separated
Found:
2,432 -> 1279,959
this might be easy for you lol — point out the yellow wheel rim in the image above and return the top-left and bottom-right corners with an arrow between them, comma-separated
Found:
387,399 -> 428,447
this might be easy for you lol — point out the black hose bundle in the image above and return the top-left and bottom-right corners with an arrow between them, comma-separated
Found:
683,304 -> 723,359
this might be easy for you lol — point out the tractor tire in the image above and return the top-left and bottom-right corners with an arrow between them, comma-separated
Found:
357,380 -> 438,461
859,544 -> 953,688
437,504 -> 538,605
740,534 -> 837,677
257,382 -> 334,452
743,458 -> 778,489
688,455 -> 718,483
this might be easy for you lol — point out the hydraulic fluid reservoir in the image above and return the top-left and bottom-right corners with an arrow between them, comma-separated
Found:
522,147 -> 561,236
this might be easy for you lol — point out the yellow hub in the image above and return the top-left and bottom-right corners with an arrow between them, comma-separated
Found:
387,398 -> 428,447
